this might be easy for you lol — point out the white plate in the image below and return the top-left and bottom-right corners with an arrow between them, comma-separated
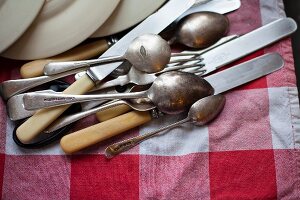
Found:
0,0 -> 44,53
1,0 -> 120,60
90,0 -> 166,38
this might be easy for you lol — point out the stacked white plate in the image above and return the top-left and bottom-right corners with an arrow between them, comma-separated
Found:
0,0 -> 166,60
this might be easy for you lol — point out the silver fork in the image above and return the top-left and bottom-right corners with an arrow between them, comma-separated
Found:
91,62 -> 204,92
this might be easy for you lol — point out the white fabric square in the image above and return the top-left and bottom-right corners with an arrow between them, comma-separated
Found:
268,87 -> 299,149
5,119 -> 65,155
139,113 -> 209,156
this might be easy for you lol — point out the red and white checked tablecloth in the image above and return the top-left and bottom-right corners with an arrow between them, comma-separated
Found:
0,0 -> 299,199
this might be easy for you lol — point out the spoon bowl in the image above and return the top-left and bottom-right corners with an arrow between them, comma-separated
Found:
171,11 -> 229,48
189,94 -> 226,125
125,34 -> 171,73
148,71 -> 214,114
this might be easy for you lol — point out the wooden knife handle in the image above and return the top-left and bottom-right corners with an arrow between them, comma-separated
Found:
60,110 -> 152,154
16,74 -> 95,143
96,104 -> 132,122
20,40 -> 109,78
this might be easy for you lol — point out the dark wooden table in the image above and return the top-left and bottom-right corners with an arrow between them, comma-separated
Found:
283,0 -> 300,98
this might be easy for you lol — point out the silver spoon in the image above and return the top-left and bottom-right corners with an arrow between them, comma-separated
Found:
23,71 -> 214,114
44,34 -> 174,75
167,12 -> 229,48
105,94 -> 226,158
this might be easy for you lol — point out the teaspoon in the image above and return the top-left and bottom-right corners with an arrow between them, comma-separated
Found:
105,94 -> 226,158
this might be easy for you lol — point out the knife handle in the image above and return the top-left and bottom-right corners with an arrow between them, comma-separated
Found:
96,105 -> 132,122
20,40 -> 110,78
60,110 -> 152,154
16,74 -> 95,143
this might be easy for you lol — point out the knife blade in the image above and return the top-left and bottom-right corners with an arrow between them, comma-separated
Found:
15,0 -> 197,144
201,17 -> 296,75
59,52 -> 284,154
205,52 -> 284,94
87,0 -> 196,83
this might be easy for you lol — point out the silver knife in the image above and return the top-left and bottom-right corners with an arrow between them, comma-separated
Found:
23,53 -> 284,110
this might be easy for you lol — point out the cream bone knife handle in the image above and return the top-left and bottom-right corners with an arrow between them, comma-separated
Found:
20,39 -> 112,78
23,91 -> 148,110
16,74 -> 95,143
96,104 -> 132,122
0,67 -> 90,100
60,110 -> 152,154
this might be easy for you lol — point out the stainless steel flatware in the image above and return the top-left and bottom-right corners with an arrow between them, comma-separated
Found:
59,52 -> 284,154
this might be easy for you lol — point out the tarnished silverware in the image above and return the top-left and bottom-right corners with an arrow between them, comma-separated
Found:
23,71 -> 214,114
105,94 -> 226,158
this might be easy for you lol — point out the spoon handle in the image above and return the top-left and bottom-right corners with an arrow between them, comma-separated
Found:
23,91 -> 148,110
20,39 -> 111,78
43,55 -> 124,76
105,118 -> 190,158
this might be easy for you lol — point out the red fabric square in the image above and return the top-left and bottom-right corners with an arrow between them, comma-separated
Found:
274,149 -> 300,199
0,154 -> 5,197
209,150 -> 277,200
140,153 -> 210,200
209,89 -> 273,151
2,155 -> 71,200
265,38 -> 297,88
227,0 -> 261,36
70,155 -> 139,200
0,99 -> 7,153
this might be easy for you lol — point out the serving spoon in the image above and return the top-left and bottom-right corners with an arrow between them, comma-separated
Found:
105,94 -> 226,158
23,71 -> 214,114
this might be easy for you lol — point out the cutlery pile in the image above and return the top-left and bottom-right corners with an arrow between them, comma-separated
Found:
0,0 -> 297,158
